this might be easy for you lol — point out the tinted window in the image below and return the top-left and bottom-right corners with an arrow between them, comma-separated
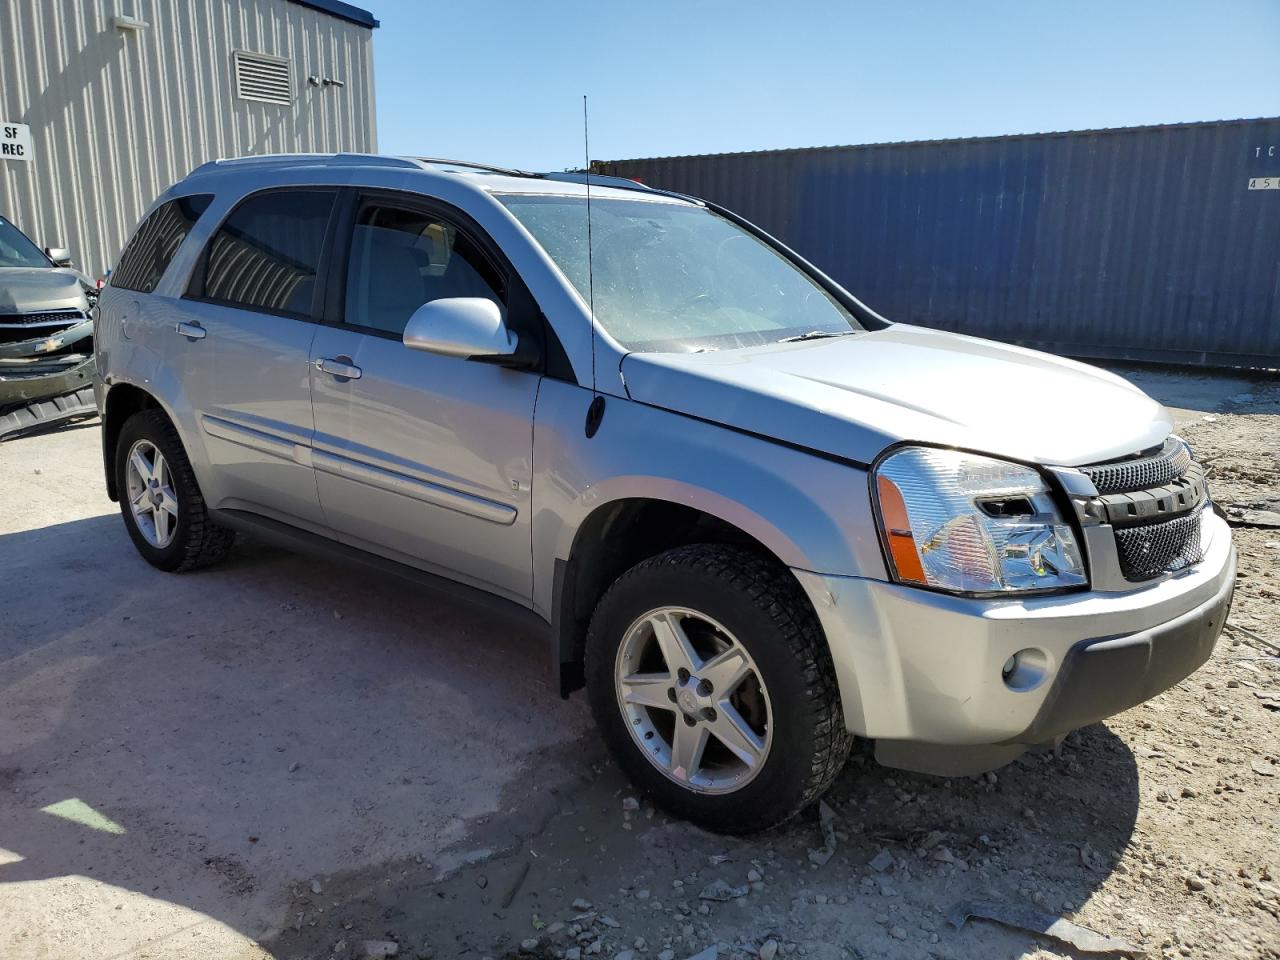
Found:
197,190 -> 335,315
0,216 -> 52,268
112,195 -> 212,292
344,203 -> 505,336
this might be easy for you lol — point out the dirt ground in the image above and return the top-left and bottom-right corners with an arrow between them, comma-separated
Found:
0,364 -> 1277,960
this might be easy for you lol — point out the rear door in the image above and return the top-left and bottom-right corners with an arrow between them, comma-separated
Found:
176,188 -> 338,530
308,191 -> 541,603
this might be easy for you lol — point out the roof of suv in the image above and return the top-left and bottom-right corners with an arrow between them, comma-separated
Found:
182,153 -> 697,204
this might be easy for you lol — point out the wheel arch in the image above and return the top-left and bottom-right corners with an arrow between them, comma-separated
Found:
550,495 -> 814,696
101,381 -> 169,501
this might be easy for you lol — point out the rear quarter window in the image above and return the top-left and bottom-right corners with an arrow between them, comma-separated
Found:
112,194 -> 213,293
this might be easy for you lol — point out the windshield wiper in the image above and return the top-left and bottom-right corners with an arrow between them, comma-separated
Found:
778,330 -> 854,343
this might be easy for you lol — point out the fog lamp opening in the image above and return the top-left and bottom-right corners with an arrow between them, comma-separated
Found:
1001,648 -> 1050,692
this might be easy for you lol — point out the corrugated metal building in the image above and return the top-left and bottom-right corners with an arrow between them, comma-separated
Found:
0,0 -> 378,279
597,118 -> 1280,367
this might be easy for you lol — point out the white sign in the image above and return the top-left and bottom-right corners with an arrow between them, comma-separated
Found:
1,123 -> 31,162
1248,176 -> 1279,190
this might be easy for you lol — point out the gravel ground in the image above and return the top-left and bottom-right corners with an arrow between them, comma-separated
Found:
1,365 -> 1277,960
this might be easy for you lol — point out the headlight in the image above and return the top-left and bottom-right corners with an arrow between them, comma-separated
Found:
872,446 -> 1087,594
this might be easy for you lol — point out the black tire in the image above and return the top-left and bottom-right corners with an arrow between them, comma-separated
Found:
115,409 -> 235,572
585,544 -> 852,834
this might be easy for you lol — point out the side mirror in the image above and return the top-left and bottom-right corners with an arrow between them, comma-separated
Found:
403,297 -> 523,363
45,247 -> 73,268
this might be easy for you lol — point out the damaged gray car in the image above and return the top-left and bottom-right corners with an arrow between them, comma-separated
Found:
0,214 -> 98,439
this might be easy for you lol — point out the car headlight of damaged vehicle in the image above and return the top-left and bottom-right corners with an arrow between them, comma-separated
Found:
873,447 -> 1087,594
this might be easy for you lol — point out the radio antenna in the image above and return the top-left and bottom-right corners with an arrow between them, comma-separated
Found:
583,94 -> 598,395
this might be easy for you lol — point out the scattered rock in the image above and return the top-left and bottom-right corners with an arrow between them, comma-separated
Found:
758,939 -> 778,960
747,868 -> 762,883
355,941 -> 399,959
698,879 -> 749,901
572,898 -> 593,911
519,938 -> 540,954
868,849 -> 894,873
1186,876 -> 1208,892
807,800 -> 839,866
309,878 -> 322,895
1252,759 -> 1276,777
622,797 -> 640,811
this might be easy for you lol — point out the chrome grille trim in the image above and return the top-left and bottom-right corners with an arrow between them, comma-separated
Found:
0,309 -> 87,327
1080,437 -> 1191,494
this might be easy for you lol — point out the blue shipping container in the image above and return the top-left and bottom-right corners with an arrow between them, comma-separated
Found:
596,118 -> 1280,368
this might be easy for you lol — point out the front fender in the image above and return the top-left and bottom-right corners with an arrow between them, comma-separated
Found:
531,379 -> 887,620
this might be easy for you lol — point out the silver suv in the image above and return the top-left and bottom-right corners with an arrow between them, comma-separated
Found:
95,154 -> 1236,832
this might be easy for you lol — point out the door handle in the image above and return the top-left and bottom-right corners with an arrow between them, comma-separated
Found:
175,321 -> 206,341
315,356 -> 362,380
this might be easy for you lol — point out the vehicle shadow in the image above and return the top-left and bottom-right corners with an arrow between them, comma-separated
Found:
0,514 -> 1141,960
258,717 -> 1141,960
0,513 -> 591,958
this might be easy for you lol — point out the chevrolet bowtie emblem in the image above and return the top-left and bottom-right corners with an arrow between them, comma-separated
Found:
36,337 -> 64,353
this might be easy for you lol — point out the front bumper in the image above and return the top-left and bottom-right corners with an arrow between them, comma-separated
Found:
793,511 -> 1236,770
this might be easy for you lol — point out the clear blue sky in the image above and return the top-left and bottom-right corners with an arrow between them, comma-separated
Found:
370,0 -> 1280,171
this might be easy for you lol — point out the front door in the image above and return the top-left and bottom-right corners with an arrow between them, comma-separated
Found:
176,188 -> 338,530
309,195 -> 540,603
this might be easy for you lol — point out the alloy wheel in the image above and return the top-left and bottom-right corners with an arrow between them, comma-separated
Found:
614,606 -> 773,794
125,438 -> 179,548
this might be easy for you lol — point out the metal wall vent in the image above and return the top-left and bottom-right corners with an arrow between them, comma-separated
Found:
232,50 -> 293,105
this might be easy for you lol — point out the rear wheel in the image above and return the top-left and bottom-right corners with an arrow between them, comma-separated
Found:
115,410 -> 234,571
585,544 -> 851,833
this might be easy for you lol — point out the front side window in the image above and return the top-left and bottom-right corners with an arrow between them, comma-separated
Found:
0,217 -> 51,268
195,190 -> 336,316
112,194 -> 212,293
344,202 -> 505,336
499,195 -> 860,353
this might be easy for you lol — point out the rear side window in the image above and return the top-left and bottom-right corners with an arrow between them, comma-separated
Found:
192,190 -> 336,316
112,194 -> 212,293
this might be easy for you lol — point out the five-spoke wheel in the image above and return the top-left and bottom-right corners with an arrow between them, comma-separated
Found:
587,544 -> 851,833
616,606 -> 772,793
124,438 -> 179,548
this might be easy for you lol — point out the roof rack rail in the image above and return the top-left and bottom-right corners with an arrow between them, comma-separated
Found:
540,170 -> 659,192
188,153 -> 421,177
414,157 -> 539,178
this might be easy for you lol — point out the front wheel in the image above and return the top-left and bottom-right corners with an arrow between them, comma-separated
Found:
585,545 -> 851,833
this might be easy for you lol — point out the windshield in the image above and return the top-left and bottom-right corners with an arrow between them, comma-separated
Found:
500,195 -> 859,352
0,217 -> 51,268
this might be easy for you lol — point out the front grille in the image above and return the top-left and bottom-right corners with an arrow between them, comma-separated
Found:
0,309 -> 86,327
0,310 -> 86,345
1081,437 -> 1192,494
1113,508 -> 1205,581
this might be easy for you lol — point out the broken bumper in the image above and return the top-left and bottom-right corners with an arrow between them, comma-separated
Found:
0,318 -> 96,437
793,511 -> 1236,774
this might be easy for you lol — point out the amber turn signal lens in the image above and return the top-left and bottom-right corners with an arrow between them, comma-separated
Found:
876,474 -> 928,585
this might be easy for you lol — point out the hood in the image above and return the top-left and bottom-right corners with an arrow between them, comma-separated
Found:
620,324 -> 1172,467
0,267 -> 89,314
